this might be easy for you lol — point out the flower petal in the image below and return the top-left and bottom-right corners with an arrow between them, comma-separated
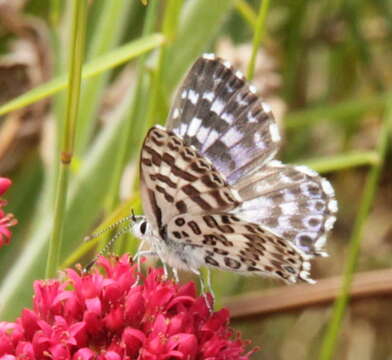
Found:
121,327 -> 145,357
72,347 -> 95,360
0,178 -> 11,196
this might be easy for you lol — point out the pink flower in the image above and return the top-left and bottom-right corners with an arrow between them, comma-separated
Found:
0,178 -> 11,196
0,256 -> 255,359
0,177 -> 16,248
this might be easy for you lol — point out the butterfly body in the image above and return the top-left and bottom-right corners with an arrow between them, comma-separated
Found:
131,54 -> 337,284
131,214 -> 206,273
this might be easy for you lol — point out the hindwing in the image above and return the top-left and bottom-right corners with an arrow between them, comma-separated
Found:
166,213 -> 313,283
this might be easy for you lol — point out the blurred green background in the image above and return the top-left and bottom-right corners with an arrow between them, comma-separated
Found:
0,0 -> 391,359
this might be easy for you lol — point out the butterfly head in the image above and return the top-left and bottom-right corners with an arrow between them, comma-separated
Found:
131,215 -> 152,241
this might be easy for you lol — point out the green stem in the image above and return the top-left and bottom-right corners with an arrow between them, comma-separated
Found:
111,0 -> 182,253
46,0 -> 87,278
247,0 -> 270,80
234,0 -> 257,28
146,0 -> 182,129
105,0 -> 160,213
50,0 -> 61,27
318,101 -> 392,359
162,0 -> 182,43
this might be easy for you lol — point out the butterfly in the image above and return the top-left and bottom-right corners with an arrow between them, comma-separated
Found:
131,54 -> 337,284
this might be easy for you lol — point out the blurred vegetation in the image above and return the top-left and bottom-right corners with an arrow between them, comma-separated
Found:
0,0 -> 391,359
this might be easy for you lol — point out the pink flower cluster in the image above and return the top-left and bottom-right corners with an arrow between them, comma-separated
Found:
0,177 -> 16,248
0,256 -> 254,359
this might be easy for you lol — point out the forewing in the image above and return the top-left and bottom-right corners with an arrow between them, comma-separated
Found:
166,54 -> 281,185
167,213 -> 313,283
233,162 -> 338,256
140,126 -> 241,231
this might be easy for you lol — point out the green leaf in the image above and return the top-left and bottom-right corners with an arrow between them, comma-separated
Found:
163,0 -> 234,93
297,151 -> 380,173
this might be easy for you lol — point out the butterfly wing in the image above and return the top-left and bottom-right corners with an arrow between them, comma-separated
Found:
233,161 -> 337,256
166,54 -> 280,185
139,54 -> 337,281
140,125 -> 241,232
166,213 -> 313,283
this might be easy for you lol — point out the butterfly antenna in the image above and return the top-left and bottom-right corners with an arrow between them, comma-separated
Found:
84,213 -> 135,242
84,222 -> 134,272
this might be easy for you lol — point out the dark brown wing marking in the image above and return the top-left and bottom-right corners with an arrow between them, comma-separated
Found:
140,126 -> 241,231
167,213 -> 314,284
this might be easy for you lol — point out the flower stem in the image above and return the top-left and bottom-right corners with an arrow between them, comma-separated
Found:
46,0 -> 87,278
247,0 -> 270,80
318,100 -> 392,359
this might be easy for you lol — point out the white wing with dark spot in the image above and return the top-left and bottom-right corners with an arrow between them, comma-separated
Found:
233,162 -> 337,256
166,54 -> 280,185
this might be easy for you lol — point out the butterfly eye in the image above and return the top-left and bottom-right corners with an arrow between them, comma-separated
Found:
140,221 -> 147,235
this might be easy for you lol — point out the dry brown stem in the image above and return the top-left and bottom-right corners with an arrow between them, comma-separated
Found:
223,269 -> 392,319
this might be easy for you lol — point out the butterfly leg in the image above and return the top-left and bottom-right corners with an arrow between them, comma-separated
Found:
205,268 -> 215,302
172,267 -> 180,282
133,240 -> 145,277
162,261 -> 169,280
199,276 -> 214,312
132,249 -> 157,287
133,250 -> 157,269
133,240 -> 146,265
190,267 -> 214,311
133,238 -> 158,272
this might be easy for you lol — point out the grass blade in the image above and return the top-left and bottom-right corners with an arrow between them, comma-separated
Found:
75,0 -> 133,156
297,151 -> 380,173
234,0 -> 257,28
285,93 -> 390,128
0,34 -> 165,117
247,0 -> 270,80
163,0 -> 234,93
